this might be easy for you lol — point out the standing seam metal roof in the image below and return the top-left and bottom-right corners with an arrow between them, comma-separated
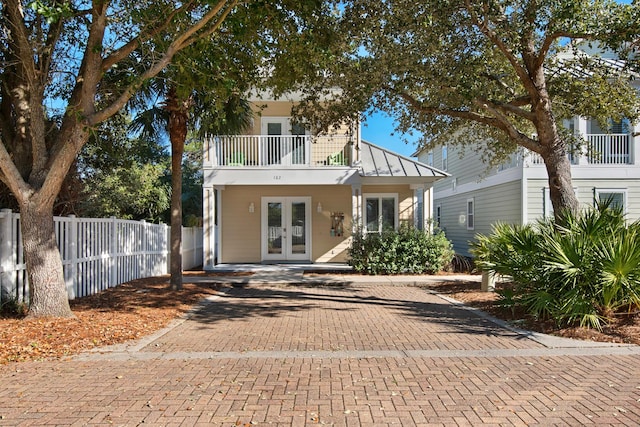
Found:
358,140 -> 449,178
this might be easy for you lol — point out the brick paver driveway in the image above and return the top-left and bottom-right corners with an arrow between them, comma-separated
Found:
1,282 -> 639,426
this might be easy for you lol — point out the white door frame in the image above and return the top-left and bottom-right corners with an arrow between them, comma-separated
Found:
261,196 -> 311,261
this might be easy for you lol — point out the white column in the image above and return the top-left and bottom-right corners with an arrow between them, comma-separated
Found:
351,184 -> 362,232
424,186 -> 433,232
576,116 -> 589,165
203,187 -> 215,270
411,184 -> 433,232
215,186 -> 224,264
633,121 -> 639,165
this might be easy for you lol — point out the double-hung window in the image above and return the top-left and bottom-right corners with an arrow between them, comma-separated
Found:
364,194 -> 398,233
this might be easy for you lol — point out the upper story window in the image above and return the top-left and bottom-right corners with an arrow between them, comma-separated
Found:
588,118 -> 631,134
466,198 -> 474,230
426,151 -> 433,166
442,145 -> 448,171
364,193 -> 398,233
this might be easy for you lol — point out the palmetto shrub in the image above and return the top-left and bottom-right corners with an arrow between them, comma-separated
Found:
348,224 -> 454,275
472,202 -> 640,330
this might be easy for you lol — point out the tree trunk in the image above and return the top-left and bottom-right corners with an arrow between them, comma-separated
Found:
20,200 -> 73,318
165,87 -> 188,291
170,140 -> 184,291
542,139 -> 580,223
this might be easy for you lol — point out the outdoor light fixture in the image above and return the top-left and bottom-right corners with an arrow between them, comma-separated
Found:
317,202 -> 322,212
249,202 -> 255,213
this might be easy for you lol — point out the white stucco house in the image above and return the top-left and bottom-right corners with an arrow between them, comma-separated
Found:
201,94 -> 448,268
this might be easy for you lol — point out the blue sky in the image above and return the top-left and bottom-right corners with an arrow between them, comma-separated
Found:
361,111 -> 421,157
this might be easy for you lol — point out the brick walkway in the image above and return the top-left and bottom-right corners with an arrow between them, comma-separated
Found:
1,282 -> 640,426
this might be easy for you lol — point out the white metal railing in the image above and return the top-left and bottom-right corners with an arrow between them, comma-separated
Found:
205,135 -> 354,167
0,210 -> 203,303
515,133 -> 632,167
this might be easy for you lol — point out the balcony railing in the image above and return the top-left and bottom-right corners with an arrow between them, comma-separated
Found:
204,135 -> 354,167
517,133 -> 632,167
586,134 -> 631,165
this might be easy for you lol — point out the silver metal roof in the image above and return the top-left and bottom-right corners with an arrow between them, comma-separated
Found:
359,140 -> 449,178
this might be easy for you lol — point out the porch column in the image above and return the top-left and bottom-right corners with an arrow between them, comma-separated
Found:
203,186 -> 216,270
424,186 -> 433,232
215,185 -> 224,264
351,184 -> 362,232
576,116 -> 589,165
633,121 -> 640,165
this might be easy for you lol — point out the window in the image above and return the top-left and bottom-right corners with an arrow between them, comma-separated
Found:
466,198 -> 474,230
427,151 -> 433,166
543,187 -> 554,219
442,145 -> 448,171
364,194 -> 397,233
596,189 -> 626,212
435,204 -> 441,228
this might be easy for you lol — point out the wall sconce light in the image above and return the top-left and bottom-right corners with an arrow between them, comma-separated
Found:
317,202 -> 322,213
249,202 -> 255,213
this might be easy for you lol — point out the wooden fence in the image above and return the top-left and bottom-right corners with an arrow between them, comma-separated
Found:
0,209 -> 203,304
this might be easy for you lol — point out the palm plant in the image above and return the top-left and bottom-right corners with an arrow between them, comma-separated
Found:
472,201 -> 640,330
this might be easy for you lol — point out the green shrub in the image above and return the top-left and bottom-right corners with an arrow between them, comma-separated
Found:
348,224 -> 454,275
472,202 -> 640,330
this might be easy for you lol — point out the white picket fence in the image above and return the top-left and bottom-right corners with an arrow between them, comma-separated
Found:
0,209 -> 203,304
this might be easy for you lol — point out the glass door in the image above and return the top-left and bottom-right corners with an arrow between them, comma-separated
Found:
262,197 -> 310,261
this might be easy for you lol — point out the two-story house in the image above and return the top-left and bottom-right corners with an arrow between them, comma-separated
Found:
202,93 -> 448,268
414,43 -> 640,257
415,115 -> 640,257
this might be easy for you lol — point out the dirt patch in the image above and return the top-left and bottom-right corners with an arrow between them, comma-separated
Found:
420,280 -> 640,345
0,276 -> 228,364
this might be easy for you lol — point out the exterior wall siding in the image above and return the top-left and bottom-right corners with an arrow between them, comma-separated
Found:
435,181 -> 522,256
420,145 -> 499,194
527,178 -> 640,223
219,185 -> 353,263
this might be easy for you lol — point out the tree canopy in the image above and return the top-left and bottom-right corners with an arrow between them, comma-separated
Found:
295,0 -> 640,217
0,0 -> 339,317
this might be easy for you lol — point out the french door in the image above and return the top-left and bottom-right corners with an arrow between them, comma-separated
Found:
262,197 -> 311,261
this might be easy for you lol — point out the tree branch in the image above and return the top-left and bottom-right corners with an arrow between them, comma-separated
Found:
463,0 -> 538,98
101,1 -> 195,71
89,0 -> 237,125
398,91 -> 540,153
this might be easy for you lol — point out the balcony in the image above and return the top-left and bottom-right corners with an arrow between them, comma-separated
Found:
520,133 -> 632,167
204,135 -> 354,168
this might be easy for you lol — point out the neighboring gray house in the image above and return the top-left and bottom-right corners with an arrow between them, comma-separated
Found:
415,48 -> 640,257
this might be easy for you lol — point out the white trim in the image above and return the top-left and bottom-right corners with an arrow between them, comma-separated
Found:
434,166 -> 522,199
466,198 -> 475,230
362,193 -> 399,233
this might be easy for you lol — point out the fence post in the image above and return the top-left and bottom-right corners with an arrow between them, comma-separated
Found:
140,220 -> 147,277
481,271 -> 496,292
0,209 -> 15,304
164,223 -> 170,274
110,216 -> 117,288
67,215 -> 78,299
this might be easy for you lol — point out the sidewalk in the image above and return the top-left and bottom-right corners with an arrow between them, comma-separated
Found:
1,274 -> 639,426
